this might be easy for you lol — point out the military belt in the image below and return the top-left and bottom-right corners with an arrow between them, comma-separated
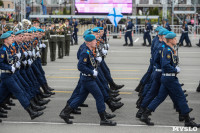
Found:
50,35 -> 58,38
42,40 -> 48,43
82,73 -> 92,77
126,30 -> 132,32
1,70 -> 12,73
57,35 -> 65,37
162,73 -> 176,76
155,69 -> 162,72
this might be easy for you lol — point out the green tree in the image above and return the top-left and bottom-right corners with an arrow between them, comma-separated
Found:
63,7 -> 67,15
0,0 -> 3,6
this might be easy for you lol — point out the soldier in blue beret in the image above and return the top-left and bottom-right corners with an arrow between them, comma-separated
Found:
162,19 -> 171,31
143,18 -> 152,46
123,17 -> 134,46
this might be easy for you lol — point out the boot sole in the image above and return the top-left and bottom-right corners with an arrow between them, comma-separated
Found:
59,115 -> 73,124
31,112 -> 43,120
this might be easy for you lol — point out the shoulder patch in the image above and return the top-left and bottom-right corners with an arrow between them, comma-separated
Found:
83,58 -> 87,62
167,54 -> 171,59
3,47 -> 6,51
1,54 -> 4,58
162,45 -> 165,48
86,50 -> 90,54
168,48 -> 171,51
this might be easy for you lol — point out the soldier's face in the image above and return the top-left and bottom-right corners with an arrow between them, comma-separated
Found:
158,35 -> 163,42
172,38 -> 177,45
100,30 -> 104,36
90,39 -> 97,48
5,36 -> 13,45
15,34 -> 23,42
93,33 -> 99,39
1,20 -> 6,25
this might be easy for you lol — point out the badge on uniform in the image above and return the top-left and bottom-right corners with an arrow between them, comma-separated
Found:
1,54 -> 4,58
167,54 -> 171,59
83,58 -> 87,62
159,50 -> 161,54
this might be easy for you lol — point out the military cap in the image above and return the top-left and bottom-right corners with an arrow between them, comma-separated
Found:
15,30 -> 24,36
158,29 -> 168,35
165,32 -> 176,39
0,33 -> 11,39
83,29 -> 92,38
27,29 -> 33,33
155,26 -> 162,32
162,30 -> 171,35
6,31 -> 14,34
146,18 -> 150,21
13,20 -> 18,23
84,34 -> 96,42
32,18 -> 40,23
0,16 -> 6,21
92,28 -> 100,33
98,27 -> 104,30
37,29 -> 44,32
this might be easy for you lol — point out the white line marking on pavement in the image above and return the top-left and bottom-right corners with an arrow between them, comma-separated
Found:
134,38 -> 139,43
2,121 -> 179,128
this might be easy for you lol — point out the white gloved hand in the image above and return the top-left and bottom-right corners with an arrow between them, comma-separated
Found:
28,59 -> 32,66
36,51 -> 40,57
22,60 -> 27,66
42,43 -> 46,48
106,44 -> 110,50
39,43 -> 43,48
32,49 -> 36,57
24,51 -> 28,57
16,61 -> 21,68
16,53 -> 21,59
96,57 -> 102,63
176,66 -> 181,73
11,65 -> 16,73
102,48 -> 108,56
93,69 -> 98,77
27,51 -> 32,56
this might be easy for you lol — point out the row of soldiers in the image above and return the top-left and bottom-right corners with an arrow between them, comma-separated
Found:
134,26 -> 200,128
59,27 -> 124,126
0,17 -> 79,65
0,25 -> 57,122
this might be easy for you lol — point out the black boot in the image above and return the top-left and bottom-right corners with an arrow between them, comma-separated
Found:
184,114 -> 200,128
30,99 -> 46,111
181,83 -> 184,87
179,113 -> 195,122
142,43 -> 146,46
184,43 -> 190,47
105,111 -> 116,119
76,107 -> 81,111
71,109 -> 81,114
123,43 -> 128,46
1,104 -> 11,110
136,96 -> 143,109
0,119 -> 2,123
45,83 -> 55,91
59,104 -> 73,124
99,112 -> 117,126
179,43 -> 183,47
109,81 -> 124,90
135,82 -> 143,92
34,96 -> 50,106
41,84 -> 55,95
0,112 -> 7,118
110,89 -> 119,94
111,97 -> 121,102
110,93 -> 119,98
26,106 -> 43,120
39,92 -> 51,98
140,108 -> 154,125
128,43 -> 133,46
0,107 -> 7,114
106,99 -> 124,112
196,82 -> 200,92
79,103 -> 88,107
136,107 -> 145,118
189,43 -> 192,47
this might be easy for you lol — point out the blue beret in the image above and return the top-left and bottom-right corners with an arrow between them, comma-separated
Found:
0,33 -> 11,39
155,26 -> 162,32
146,18 -> 150,21
162,30 -> 171,35
15,30 -> 24,35
27,29 -> 33,33
6,31 -> 13,34
92,28 -> 99,33
84,34 -> 96,42
100,18 -> 104,21
165,32 -> 176,39
158,29 -> 168,35
98,27 -> 103,30
164,19 -> 168,21
37,29 -> 43,32
83,29 -> 92,38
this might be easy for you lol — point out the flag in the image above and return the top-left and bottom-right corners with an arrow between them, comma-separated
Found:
107,8 -> 123,27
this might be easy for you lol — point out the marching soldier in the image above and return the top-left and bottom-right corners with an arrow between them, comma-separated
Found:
57,21 -> 65,59
123,17 -> 134,46
64,19 -> 72,56
48,22 -> 57,61
71,18 -> 78,45
163,19 -> 171,31
0,16 -> 11,46
41,22 -> 49,66
143,18 -> 152,46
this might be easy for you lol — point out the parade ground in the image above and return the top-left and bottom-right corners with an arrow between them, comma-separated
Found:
0,35 -> 200,133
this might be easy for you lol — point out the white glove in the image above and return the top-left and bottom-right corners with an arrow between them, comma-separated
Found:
32,49 -> 36,57
96,57 -> 102,63
24,51 -> 28,57
30,59 -> 33,63
36,51 -> 40,57
27,51 -> 32,56
102,48 -> 108,56
106,44 -> 110,50
39,43 -> 43,48
176,66 -> 181,73
16,61 -> 21,68
28,59 -> 32,66
93,69 -> 98,77
42,43 -> 46,48
16,53 -> 21,59
22,60 -> 27,66
11,65 -> 16,73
